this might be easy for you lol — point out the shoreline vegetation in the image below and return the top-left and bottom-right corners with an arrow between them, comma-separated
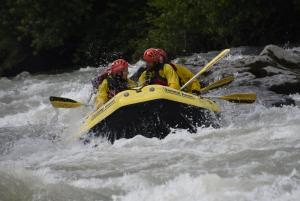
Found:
1,0 -> 299,77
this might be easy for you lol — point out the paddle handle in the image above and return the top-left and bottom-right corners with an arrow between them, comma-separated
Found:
180,49 -> 230,91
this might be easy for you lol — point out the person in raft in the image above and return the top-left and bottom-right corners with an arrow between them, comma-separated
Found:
95,59 -> 136,109
138,48 -> 180,90
155,48 -> 201,95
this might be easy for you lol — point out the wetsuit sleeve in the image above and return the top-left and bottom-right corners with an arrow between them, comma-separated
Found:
138,71 -> 147,86
163,64 -> 180,90
190,78 -> 201,92
95,79 -> 109,109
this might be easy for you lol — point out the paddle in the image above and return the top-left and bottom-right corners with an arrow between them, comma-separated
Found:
49,76 -> 236,108
203,93 -> 257,104
180,49 -> 230,91
200,76 -> 234,94
50,83 -> 140,109
49,96 -> 90,108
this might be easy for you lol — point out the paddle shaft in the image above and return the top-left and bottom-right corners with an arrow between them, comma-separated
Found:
202,93 -> 257,104
200,76 -> 234,93
180,49 -> 230,91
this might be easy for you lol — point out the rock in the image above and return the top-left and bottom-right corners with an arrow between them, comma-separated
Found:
173,54 -> 207,66
14,71 -> 31,80
271,97 -> 295,107
269,82 -> 300,95
260,45 -> 300,68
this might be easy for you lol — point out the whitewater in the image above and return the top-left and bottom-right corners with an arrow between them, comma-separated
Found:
1,45 -> 300,201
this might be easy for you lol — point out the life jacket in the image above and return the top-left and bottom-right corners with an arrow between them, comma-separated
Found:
106,76 -> 130,99
168,63 -> 177,71
168,63 -> 185,86
145,64 -> 168,86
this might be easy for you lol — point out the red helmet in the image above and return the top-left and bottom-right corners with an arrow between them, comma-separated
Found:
156,48 -> 167,60
143,48 -> 162,63
109,59 -> 128,74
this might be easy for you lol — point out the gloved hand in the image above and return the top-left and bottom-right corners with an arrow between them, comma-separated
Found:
191,90 -> 201,95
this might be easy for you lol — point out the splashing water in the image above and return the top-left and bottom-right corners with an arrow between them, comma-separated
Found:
1,46 -> 300,201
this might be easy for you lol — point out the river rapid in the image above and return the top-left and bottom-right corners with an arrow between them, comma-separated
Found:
1,45 -> 300,201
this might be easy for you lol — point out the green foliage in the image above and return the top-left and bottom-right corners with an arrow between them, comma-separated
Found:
0,0 -> 299,76
134,0 -> 209,58
75,0 -> 149,66
136,0 -> 300,58
0,0 -> 92,75
0,0 -> 148,76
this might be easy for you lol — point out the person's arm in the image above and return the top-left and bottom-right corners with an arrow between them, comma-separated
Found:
183,65 -> 201,92
138,71 -> 147,87
163,64 -> 180,90
191,79 -> 201,91
128,79 -> 137,88
95,79 -> 109,109
177,64 -> 201,93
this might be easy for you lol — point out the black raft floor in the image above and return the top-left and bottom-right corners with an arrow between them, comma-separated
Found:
84,99 -> 220,143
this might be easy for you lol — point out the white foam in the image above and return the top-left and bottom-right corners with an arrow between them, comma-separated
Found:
114,172 -> 300,201
224,54 -> 251,61
0,104 -> 49,127
1,47 -> 300,201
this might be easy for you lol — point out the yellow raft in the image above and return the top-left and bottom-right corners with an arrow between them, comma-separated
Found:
79,85 -> 221,143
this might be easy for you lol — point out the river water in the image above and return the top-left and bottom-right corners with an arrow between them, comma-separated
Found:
1,46 -> 300,201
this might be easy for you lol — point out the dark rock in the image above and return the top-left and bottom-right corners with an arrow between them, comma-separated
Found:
271,97 -> 295,107
248,68 -> 269,78
269,82 -> 300,95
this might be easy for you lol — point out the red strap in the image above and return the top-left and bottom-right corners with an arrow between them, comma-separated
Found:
152,78 -> 168,86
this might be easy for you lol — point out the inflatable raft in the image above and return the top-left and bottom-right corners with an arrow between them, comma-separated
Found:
78,85 -> 221,143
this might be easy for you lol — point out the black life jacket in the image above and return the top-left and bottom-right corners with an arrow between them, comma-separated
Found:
107,76 -> 129,99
